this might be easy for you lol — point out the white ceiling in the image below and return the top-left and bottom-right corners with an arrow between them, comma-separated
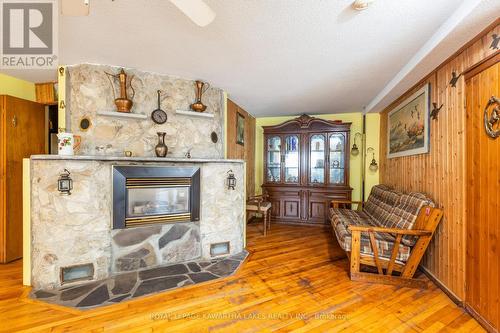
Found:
2,0 -> 499,116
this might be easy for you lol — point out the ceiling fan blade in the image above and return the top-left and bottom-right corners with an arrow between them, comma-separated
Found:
169,0 -> 216,27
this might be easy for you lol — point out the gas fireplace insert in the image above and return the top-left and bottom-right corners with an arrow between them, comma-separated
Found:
112,166 -> 200,229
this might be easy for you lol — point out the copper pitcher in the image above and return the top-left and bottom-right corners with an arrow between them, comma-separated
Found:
105,68 -> 136,113
190,80 -> 210,112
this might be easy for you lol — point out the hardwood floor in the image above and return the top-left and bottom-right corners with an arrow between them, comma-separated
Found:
0,224 -> 483,332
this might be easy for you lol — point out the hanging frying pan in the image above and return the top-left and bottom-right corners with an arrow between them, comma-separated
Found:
151,90 -> 167,124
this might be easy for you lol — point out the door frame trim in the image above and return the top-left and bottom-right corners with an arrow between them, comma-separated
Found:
464,51 -> 499,81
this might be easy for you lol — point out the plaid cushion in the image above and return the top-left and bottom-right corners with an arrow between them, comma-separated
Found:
364,185 -> 402,227
329,208 -> 378,228
384,192 -> 435,246
331,212 -> 411,263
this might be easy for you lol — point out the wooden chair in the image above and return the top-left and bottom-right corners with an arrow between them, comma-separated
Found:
246,194 -> 271,236
332,200 -> 443,288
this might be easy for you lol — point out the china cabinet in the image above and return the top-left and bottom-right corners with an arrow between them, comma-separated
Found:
262,114 -> 352,225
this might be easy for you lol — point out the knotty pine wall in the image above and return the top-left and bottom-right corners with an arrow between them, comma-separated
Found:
379,20 -> 499,300
226,98 -> 256,198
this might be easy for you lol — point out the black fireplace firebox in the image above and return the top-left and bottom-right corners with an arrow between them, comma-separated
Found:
112,166 -> 200,229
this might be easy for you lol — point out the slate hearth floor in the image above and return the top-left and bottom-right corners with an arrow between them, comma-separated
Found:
30,250 -> 248,310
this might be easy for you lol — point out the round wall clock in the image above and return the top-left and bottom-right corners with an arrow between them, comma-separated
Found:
151,90 -> 167,124
151,109 -> 167,124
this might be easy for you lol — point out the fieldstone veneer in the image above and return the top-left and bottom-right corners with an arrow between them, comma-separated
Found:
30,250 -> 248,309
30,157 -> 245,290
112,223 -> 201,273
66,64 -> 224,158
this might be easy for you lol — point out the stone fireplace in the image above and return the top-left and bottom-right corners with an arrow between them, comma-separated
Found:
112,166 -> 201,229
26,63 -> 245,293
28,156 -> 245,290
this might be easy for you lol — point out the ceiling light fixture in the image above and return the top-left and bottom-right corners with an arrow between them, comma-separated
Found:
352,0 -> 375,11
169,0 -> 216,27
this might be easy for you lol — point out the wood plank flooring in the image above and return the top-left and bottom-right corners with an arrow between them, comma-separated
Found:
0,224 -> 483,332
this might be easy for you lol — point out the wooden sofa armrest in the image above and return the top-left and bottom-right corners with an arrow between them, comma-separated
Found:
331,200 -> 364,210
343,202 -> 444,286
348,225 -> 432,236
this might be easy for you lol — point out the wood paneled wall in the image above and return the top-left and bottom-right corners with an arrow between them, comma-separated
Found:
226,98 -> 256,198
379,21 -> 499,300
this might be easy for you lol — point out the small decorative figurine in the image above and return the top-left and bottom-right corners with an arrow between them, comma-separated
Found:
430,103 -> 444,120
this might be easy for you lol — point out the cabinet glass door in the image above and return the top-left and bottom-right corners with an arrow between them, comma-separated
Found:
284,135 -> 299,183
310,134 -> 325,184
266,136 -> 281,182
328,133 -> 345,185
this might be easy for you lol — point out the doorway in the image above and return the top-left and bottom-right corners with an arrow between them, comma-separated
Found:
465,52 -> 499,331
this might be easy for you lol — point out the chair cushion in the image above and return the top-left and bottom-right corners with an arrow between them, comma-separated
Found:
329,208 -> 378,228
384,192 -> 435,246
246,201 -> 271,212
331,212 -> 412,263
363,185 -> 402,227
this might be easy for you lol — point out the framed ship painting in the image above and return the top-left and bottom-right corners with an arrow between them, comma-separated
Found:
387,83 -> 430,158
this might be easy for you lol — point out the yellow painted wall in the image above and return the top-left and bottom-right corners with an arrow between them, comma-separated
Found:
0,73 -> 36,101
255,113 -> 380,202
364,113 -> 380,200
22,159 -> 31,286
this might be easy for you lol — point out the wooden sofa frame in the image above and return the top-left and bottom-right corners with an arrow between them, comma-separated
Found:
332,200 -> 444,288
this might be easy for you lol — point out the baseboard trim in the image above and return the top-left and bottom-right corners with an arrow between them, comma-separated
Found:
419,266 -> 498,333
419,265 -> 463,306
465,304 -> 498,333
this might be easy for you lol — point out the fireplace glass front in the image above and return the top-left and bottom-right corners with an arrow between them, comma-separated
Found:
127,187 -> 190,217
113,166 -> 200,229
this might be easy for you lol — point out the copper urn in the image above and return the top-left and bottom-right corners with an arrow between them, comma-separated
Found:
106,69 -> 136,113
190,80 -> 210,112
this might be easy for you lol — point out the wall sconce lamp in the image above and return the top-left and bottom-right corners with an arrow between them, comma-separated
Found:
366,147 -> 378,172
226,169 -> 236,190
351,132 -> 362,156
57,169 -> 73,195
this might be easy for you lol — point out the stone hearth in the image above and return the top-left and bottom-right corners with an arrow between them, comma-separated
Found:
30,250 -> 248,309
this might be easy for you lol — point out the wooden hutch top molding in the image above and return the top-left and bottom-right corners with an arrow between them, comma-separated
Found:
262,114 -> 351,133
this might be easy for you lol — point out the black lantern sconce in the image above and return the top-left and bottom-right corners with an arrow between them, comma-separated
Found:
351,132 -> 362,156
58,169 -> 73,195
226,169 -> 236,190
366,147 -> 378,172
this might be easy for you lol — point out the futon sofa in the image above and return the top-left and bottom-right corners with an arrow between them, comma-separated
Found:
330,184 -> 443,287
